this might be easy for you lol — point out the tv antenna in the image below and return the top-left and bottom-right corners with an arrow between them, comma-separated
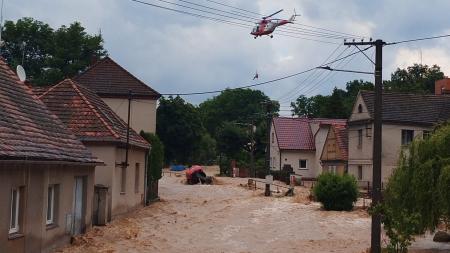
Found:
16,65 -> 26,82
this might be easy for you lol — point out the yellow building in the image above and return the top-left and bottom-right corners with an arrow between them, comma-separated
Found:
75,57 -> 161,134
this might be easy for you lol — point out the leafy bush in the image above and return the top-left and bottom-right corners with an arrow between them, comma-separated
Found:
140,131 -> 164,181
313,173 -> 358,211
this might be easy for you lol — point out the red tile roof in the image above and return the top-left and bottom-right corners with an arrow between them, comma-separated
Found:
273,118 -> 315,150
38,79 -> 150,150
0,59 -> 99,163
31,86 -> 49,96
273,117 -> 348,151
332,123 -> 348,160
74,57 -> 160,99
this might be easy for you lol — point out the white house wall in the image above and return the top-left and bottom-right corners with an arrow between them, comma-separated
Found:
102,98 -> 157,134
348,122 -> 431,182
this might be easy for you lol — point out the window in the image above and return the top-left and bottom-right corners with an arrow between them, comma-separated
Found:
358,129 -> 363,148
9,188 -> 20,234
299,159 -> 307,170
358,104 -> 363,113
328,143 -> 336,153
271,132 -> 274,143
358,166 -> 363,180
401,130 -> 414,145
423,130 -> 431,139
135,163 -> 140,193
121,167 -> 127,193
329,165 -> 337,174
46,184 -> 59,225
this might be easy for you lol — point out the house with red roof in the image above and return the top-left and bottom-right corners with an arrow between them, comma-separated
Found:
0,59 -> 101,253
320,123 -> 348,175
37,79 -> 150,221
270,117 -> 347,178
74,57 -> 161,134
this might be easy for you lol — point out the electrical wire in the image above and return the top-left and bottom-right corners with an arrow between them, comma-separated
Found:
129,0 -> 344,43
203,0 -> 364,38
276,45 -> 346,102
178,0 -> 358,39
160,46 -> 371,96
278,46 -> 354,103
203,0 -> 262,17
277,47 -> 359,107
129,0 -> 361,41
302,47 -> 360,96
387,34 -> 450,45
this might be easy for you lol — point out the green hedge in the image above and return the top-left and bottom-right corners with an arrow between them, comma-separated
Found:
313,173 -> 358,211
140,131 -> 164,181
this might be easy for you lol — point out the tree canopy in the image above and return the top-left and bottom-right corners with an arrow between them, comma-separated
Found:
199,88 -> 279,137
156,96 -> 205,164
290,80 -> 374,118
384,64 -> 444,94
1,17 -> 107,85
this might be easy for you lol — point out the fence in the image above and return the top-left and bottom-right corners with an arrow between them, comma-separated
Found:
247,178 -> 293,193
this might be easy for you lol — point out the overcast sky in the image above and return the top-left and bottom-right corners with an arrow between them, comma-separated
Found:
5,0 -> 450,113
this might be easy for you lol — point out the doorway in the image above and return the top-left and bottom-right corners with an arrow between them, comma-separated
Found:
72,176 -> 86,235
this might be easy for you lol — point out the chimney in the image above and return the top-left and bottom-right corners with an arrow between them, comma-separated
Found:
435,78 -> 450,95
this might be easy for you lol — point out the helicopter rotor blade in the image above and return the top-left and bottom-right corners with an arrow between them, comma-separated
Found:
263,9 -> 283,19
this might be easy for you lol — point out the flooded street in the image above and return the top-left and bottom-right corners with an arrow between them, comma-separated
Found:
57,172 -> 449,253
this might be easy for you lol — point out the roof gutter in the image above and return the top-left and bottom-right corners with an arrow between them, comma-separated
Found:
0,159 -> 104,166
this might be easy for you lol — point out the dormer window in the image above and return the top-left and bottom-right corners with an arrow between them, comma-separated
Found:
358,104 -> 363,113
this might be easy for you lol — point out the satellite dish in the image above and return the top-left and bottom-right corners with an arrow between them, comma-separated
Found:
16,65 -> 26,82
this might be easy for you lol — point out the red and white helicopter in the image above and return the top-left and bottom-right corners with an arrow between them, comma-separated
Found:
251,9 -> 298,39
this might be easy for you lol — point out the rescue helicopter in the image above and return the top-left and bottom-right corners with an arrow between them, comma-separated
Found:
251,9 -> 299,39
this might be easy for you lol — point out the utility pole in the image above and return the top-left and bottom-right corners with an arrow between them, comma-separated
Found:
261,100 -> 274,197
263,100 -> 273,175
124,90 -> 132,168
250,122 -> 256,178
345,39 -> 385,253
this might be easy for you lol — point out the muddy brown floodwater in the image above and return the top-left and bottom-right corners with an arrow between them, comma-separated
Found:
56,169 -> 450,253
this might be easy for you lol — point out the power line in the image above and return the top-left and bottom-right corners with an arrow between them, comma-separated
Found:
203,0 -> 262,17
276,45 -> 346,102
279,46 -> 358,103
278,46 -> 359,106
129,0 -> 361,41
302,47 -> 360,96
160,46 -> 371,96
387,34 -> 450,45
203,0 -> 364,38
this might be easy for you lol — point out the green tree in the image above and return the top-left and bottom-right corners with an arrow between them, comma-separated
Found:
290,80 -> 373,119
290,95 -> 317,117
384,64 -> 444,94
192,133 -> 217,165
199,88 -> 278,137
216,122 -> 248,158
1,18 -> 106,85
156,96 -> 204,164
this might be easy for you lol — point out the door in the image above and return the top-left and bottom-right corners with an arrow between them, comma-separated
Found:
73,177 -> 86,235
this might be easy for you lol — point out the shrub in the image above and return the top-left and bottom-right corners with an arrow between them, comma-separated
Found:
313,173 -> 358,211
140,131 -> 164,181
